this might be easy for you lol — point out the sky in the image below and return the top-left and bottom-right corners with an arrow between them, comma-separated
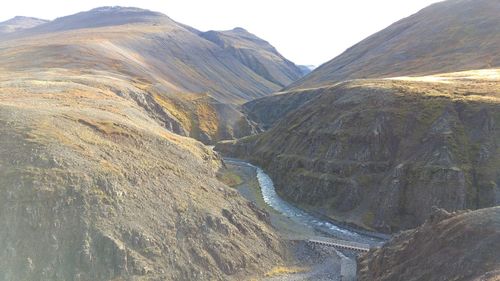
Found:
0,0 -> 444,66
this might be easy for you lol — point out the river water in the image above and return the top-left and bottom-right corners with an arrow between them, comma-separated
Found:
224,158 -> 385,246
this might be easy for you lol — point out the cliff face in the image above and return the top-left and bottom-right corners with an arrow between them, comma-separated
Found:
287,0 -> 500,91
216,70 -> 500,233
358,207 -> 500,281
0,72 -> 285,280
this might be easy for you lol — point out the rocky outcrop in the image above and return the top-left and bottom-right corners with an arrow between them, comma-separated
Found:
358,207 -> 500,281
217,71 -> 500,233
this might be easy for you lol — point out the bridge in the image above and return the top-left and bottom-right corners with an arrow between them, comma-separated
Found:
306,236 -> 372,253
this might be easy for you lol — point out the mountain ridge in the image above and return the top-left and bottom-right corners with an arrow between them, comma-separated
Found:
0,6 -> 304,143
286,0 -> 500,90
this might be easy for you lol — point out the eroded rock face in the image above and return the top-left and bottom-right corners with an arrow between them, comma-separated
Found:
0,77 -> 285,280
358,207 -> 500,281
217,72 -> 500,232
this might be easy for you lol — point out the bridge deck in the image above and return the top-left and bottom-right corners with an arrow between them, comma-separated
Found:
307,237 -> 371,252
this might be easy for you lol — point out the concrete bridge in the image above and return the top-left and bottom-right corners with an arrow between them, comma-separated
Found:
306,236 -> 372,253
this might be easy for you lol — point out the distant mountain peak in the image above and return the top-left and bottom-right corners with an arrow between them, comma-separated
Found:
232,27 -> 248,33
0,16 -> 49,33
1,16 -> 48,24
89,6 -> 156,14
14,6 -> 174,35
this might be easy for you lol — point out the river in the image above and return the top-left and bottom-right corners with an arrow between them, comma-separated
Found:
224,158 -> 386,247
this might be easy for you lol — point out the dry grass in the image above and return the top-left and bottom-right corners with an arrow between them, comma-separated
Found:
264,266 -> 308,277
195,102 -> 219,137
153,93 -> 193,132
216,170 -> 243,187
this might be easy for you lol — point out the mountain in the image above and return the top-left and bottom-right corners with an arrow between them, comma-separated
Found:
0,6 -> 302,143
216,69 -> 500,232
287,0 -> 500,90
297,65 -> 315,76
359,207 -> 500,281
201,27 -> 304,87
0,16 -> 48,34
0,7 -> 294,280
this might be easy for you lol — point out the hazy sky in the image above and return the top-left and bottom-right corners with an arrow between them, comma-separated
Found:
0,0 -> 444,66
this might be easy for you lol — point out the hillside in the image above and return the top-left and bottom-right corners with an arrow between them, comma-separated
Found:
287,0 -> 500,90
0,6 -> 299,280
0,7 -> 302,143
216,69 -> 500,232
358,207 -> 500,281
201,27 -> 304,87
0,56 -> 286,281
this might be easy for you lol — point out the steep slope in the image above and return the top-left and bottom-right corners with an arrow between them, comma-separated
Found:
217,70 -> 500,232
358,207 -> 500,281
287,0 -> 500,90
0,7 -> 301,143
0,68 -> 286,280
0,16 -> 48,34
201,27 -> 304,87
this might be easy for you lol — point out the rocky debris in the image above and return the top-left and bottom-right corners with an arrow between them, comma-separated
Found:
358,207 -> 500,281
217,72 -> 500,233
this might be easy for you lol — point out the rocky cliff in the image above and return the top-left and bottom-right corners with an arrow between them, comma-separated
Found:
358,207 -> 500,281
0,69 -> 286,280
216,70 -> 500,232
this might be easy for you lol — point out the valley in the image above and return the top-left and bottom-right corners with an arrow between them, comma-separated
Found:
216,70 -> 500,233
0,0 -> 499,280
